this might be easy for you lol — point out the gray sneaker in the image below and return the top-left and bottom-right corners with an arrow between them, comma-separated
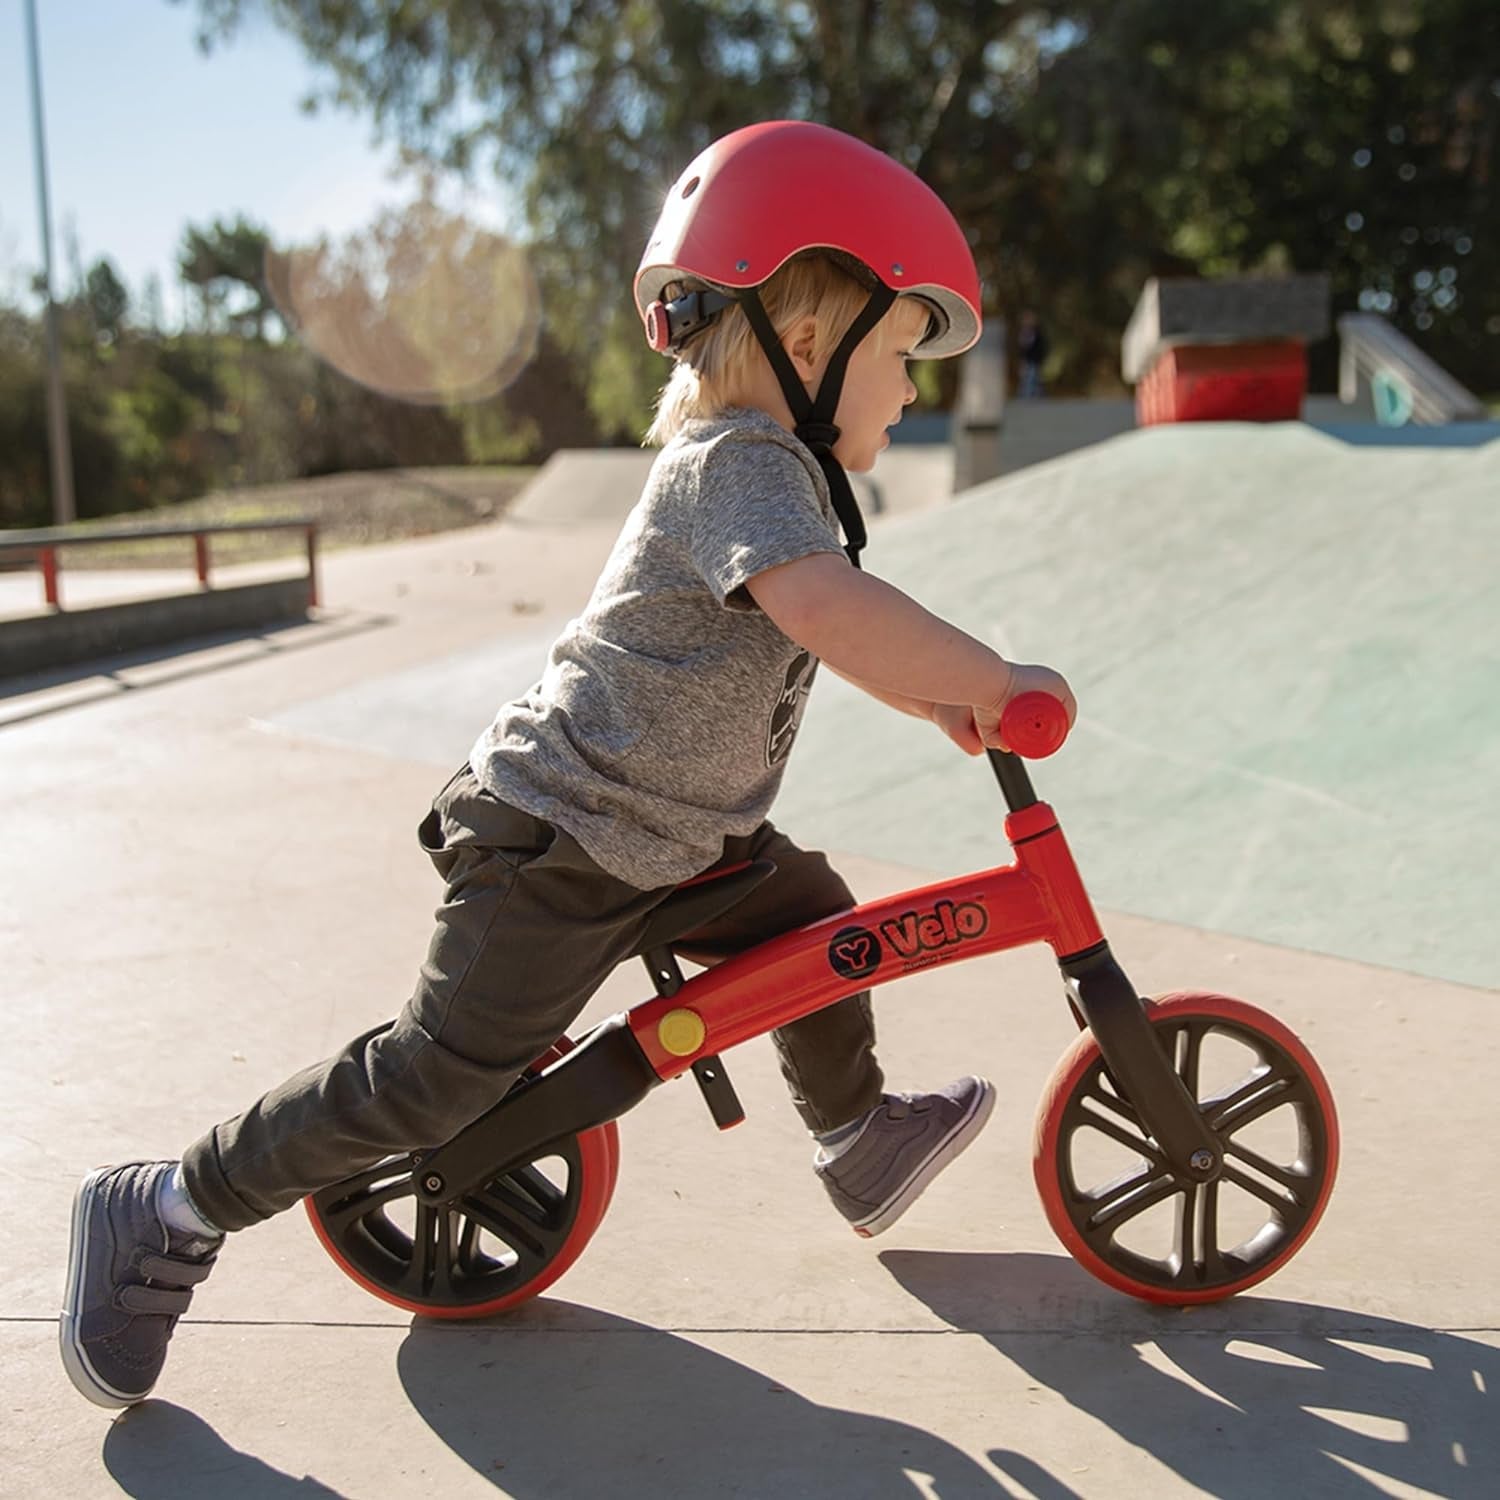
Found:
816,1077 -> 996,1238
60,1161 -> 220,1408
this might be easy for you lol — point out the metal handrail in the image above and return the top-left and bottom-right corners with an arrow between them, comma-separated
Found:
1336,313 -> 1486,426
0,518 -> 319,611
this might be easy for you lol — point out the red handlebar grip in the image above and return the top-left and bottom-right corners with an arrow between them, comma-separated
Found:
999,691 -> 1070,758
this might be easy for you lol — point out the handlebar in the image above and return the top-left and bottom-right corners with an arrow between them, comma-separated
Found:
998,691 -> 1071,759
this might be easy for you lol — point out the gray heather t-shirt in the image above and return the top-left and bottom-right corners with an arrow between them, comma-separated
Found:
469,406 -> 849,888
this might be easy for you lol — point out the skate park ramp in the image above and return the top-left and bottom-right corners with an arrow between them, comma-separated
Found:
775,420 -> 1499,990
262,419 -> 1496,989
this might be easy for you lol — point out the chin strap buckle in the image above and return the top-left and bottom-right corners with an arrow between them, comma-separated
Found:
794,420 -> 841,456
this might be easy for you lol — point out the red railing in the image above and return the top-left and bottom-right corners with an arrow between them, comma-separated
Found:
0,519 -> 319,611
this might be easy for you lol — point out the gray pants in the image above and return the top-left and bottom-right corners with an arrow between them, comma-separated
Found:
182,765 -> 884,1233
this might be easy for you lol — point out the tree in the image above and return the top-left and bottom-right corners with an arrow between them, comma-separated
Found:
178,214 -> 276,338
140,272 -> 167,335
1037,0 -> 1500,388
0,302 -> 126,524
173,2 -> 1500,408
84,258 -> 130,343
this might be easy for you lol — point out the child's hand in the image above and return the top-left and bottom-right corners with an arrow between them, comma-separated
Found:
975,663 -> 1078,752
930,701 -> 987,755
933,665 -> 1076,755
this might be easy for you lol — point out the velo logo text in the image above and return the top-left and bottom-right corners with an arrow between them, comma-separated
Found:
879,899 -> 988,962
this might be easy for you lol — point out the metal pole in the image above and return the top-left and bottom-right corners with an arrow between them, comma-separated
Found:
24,0 -> 76,526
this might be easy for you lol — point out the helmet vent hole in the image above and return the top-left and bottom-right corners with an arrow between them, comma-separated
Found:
681,176 -> 701,199
892,263 -> 905,277
736,259 -> 750,272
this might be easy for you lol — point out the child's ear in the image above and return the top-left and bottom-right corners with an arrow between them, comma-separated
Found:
783,315 -> 821,376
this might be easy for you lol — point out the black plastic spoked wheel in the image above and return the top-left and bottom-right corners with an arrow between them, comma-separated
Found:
1033,991 -> 1339,1305
305,1044 -> 619,1319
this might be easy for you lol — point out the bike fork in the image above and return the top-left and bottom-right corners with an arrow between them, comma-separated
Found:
1060,942 -> 1223,1179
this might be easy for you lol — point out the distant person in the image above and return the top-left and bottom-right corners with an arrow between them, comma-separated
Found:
1017,310 -> 1049,398
60,121 -> 1075,1410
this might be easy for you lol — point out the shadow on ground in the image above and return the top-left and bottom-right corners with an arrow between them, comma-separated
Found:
884,1249 -> 1495,1499
103,1403 -> 349,1497
0,611 -> 391,727
97,1254 -> 1493,1499
394,1302 -> 1002,1499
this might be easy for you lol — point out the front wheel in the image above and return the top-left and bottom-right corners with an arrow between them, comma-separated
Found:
306,1039 -> 620,1319
1033,991 -> 1338,1305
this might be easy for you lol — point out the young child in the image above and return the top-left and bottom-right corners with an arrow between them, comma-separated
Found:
61,120 -> 1075,1409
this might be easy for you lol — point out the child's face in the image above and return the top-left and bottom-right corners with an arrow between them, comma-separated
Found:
805,299 -> 926,473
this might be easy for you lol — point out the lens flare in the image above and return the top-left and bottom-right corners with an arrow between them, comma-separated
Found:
265,196 -> 540,405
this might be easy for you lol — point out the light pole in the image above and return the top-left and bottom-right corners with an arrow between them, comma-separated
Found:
24,0 -> 76,526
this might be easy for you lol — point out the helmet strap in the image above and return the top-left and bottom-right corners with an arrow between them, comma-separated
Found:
738,284 -> 897,569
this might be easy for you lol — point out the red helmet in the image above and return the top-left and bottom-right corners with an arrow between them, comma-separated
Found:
635,120 -> 982,358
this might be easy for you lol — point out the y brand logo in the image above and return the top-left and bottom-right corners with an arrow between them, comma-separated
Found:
879,899 -> 988,961
827,924 -> 882,982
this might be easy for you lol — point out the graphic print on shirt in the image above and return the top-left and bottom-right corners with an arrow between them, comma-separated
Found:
766,650 -> 818,767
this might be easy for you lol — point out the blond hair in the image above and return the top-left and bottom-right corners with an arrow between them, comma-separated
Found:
644,254 -> 891,447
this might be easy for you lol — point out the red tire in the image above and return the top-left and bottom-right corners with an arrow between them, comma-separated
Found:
306,1038 -> 620,1319
1033,992 -> 1338,1305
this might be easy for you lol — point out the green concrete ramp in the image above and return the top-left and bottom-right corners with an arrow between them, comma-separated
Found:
776,422 -> 1499,990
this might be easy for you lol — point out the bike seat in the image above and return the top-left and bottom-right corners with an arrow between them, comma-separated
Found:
629,859 -> 777,957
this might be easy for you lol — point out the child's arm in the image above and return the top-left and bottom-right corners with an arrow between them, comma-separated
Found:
824,664 -> 934,720
747,553 -> 1075,750
825,667 -> 1013,757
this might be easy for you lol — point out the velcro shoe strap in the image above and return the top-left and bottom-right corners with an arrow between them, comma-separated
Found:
116,1283 -> 195,1316
138,1251 -> 216,1286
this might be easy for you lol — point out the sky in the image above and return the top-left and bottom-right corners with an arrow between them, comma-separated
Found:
0,0 -> 514,323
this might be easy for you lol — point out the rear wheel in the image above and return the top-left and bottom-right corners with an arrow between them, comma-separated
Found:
1033,992 -> 1338,1305
306,1040 -> 619,1318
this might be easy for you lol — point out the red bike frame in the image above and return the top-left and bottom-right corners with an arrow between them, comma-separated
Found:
628,802 -> 1102,1080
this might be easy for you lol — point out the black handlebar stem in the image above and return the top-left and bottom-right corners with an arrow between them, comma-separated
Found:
987,748 -> 1038,812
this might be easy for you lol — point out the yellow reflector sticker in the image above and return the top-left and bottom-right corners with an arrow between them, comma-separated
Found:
658,1008 -> 706,1057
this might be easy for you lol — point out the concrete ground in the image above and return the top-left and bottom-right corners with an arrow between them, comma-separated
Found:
2,426 -> 1496,1498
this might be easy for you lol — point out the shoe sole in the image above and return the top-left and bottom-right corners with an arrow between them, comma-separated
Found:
851,1080 -> 997,1239
60,1166 -> 148,1409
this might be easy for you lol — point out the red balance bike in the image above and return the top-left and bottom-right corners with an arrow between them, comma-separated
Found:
307,694 -> 1339,1313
